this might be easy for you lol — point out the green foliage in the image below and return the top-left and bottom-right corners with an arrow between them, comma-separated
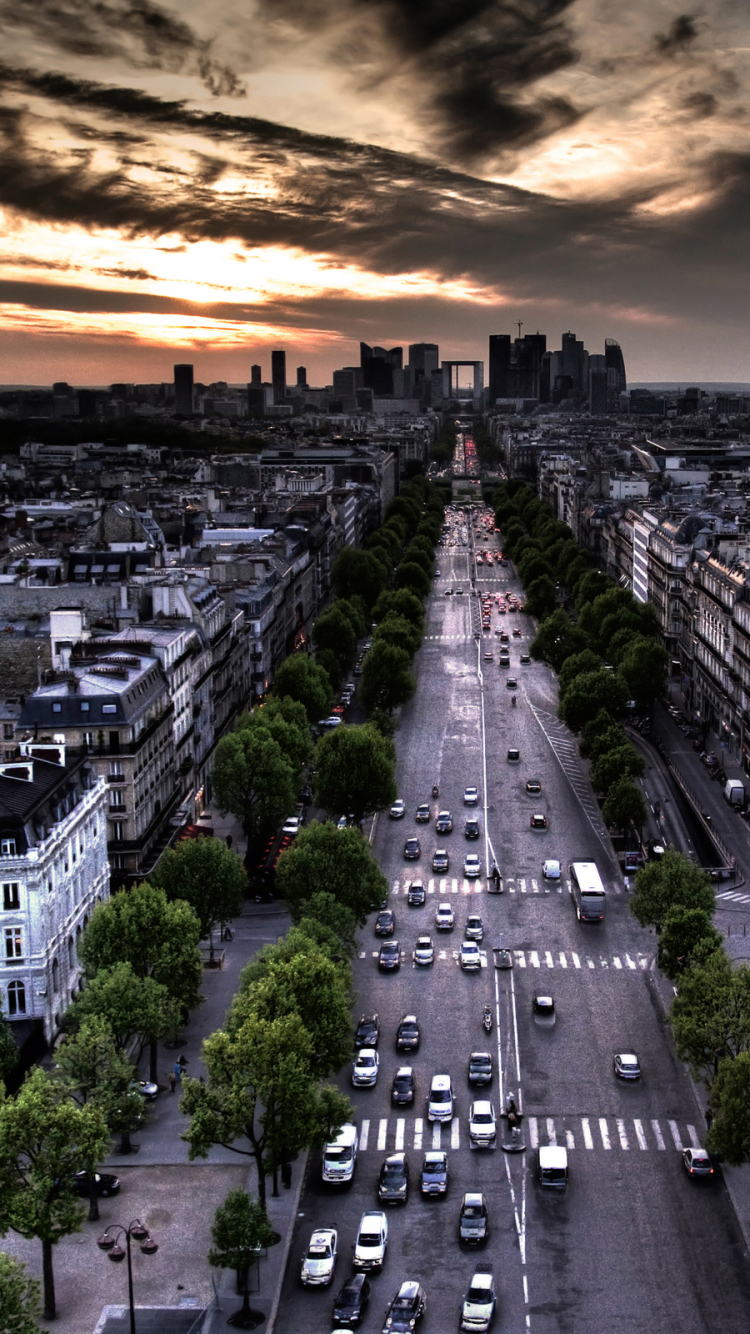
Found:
313,721 -> 396,820
517,553 -> 553,586
373,587 -> 425,629
331,547 -> 388,610
250,696 -> 313,772
707,1053 -> 750,1164
209,1188 -> 275,1274
367,707 -> 396,740
384,495 -> 421,530
529,610 -> 589,674
574,570 -> 611,609
559,669 -> 629,733
631,849 -> 715,933
525,575 -> 557,619
270,654 -> 333,724
0,1253 -> 42,1334
212,725 -> 296,849
558,650 -> 603,696
234,945 -> 352,1077
670,951 -> 750,1086
151,837 -> 246,943
393,560 -> 430,600
67,961 -> 180,1055
297,893 -> 358,956
602,776 -> 647,831
311,605 -> 356,675
335,597 -> 366,643
618,637 -> 669,710
275,819 -> 389,926
315,648 -> 342,692
590,743 -> 646,794
657,906 -> 723,982
403,545 -> 434,577
360,641 -> 417,713
0,1015 -> 18,1086
578,713 -> 626,761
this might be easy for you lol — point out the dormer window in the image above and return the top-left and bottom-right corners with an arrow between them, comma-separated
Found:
0,839 -> 16,857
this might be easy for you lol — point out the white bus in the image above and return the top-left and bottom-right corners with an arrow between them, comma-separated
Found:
569,861 -> 606,923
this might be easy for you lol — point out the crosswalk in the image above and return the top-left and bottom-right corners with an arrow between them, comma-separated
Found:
529,705 -> 611,847
390,875 -> 621,897
717,889 -> 750,906
359,945 -> 649,970
354,1115 -> 701,1155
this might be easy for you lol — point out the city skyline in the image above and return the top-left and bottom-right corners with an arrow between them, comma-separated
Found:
0,1 -> 748,383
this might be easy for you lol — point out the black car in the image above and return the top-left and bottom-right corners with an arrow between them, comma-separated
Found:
70,1171 -> 121,1198
378,1151 -> 410,1204
332,1272 -> 371,1327
355,1013 -> 380,1048
415,803 -> 431,824
407,881 -> 426,907
435,811 -> 453,834
404,837 -> 421,860
468,1052 -> 493,1086
464,817 -> 480,840
526,779 -> 542,795
391,1067 -> 416,1106
378,941 -> 401,971
375,908 -> 395,936
432,848 -> 449,872
459,1192 -> 489,1245
421,1151 -> 448,1197
396,1015 -> 420,1052
381,1281 -> 426,1334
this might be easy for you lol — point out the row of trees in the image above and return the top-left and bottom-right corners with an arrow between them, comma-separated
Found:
494,481 -> 668,832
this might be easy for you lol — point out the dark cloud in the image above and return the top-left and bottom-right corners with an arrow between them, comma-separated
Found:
0,0 -> 244,97
681,90 -> 717,117
654,14 -> 699,57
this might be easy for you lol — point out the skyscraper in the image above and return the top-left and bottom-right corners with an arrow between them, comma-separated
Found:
174,364 -> 194,415
296,366 -> 307,388
489,334 -> 511,402
605,339 -> 627,393
360,343 -> 402,396
408,344 -> 439,381
271,350 -> 286,404
250,364 -> 262,386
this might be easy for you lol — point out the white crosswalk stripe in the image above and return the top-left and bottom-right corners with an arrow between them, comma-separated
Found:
361,1119 -> 370,1151
377,1119 -> 387,1150
652,1119 -> 665,1150
354,1111 -> 705,1156
668,1121 -> 682,1150
414,1118 -> 423,1150
634,1120 -> 647,1150
395,1119 -> 405,1150
599,1119 -> 611,1150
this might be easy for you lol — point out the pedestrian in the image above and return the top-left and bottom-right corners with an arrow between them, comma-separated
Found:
281,1161 -> 292,1190
706,1106 -> 714,1130
173,1061 -> 183,1085
226,833 -> 233,850
178,1054 -> 188,1069
167,1070 -> 177,1093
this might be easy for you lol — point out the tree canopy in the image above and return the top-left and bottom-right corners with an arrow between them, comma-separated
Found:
529,611 -> 589,674
313,723 -> 396,823
331,547 -> 388,610
631,849 -> 715,933
602,776 -> 647,831
360,641 -> 416,714
275,819 -> 389,926
559,669 -> 629,733
0,1253 -> 42,1334
657,906 -> 723,982
670,951 -> 750,1085
151,836 -> 246,947
269,654 -> 333,724
212,726 -> 296,853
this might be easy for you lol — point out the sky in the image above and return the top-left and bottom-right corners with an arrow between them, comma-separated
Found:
1,0 -> 749,386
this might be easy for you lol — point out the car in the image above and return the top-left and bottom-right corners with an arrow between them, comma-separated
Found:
344,682 -> 355,694
70,1171 -> 121,1197
435,810 -> 453,834
413,935 -> 435,965
459,1193 -> 489,1245
455,588 -> 464,595
469,1100 -> 497,1148
404,837 -> 421,860
435,902 -> 454,930
415,803 -> 431,823
132,1078 -> 158,1102
683,1148 -> 714,1178
331,705 -> 346,717
427,1073 -> 455,1122
390,799 -> 406,819
465,816 -> 480,839
460,1266 -> 497,1333
465,914 -> 483,941
468,1052 -> 492,1086
355,1013 -> 380,1048
464,854 -> 481,879
435,568 -> 441,575
507,747 -> 520,763
396,1015 -> 421,1052
378,941 -> 401,971
493,947 -> 513,969
444,588 -> 453,596
520,653 -> 531,664
421,1151 -> 448,1196
300,1227 -> 338,1286
378,1151 -> 410,1204
391,1067 -> 416,1106
375,908 -> 395,936
530,813 -> 547,829
614,1052 -> 641,1080
498,652 -> 510,665
533,994 -> 556,1023
464,786 -> 479,805
432,847 -> 449,872
381,1281 -> 426,1333
353,1210 -> 389,1271
282,815 -> 302,836
460,940 -> 482,970
332,1271 -> 372,1326
352,1048 -> 379,1086
407,880 -> 426,906
542,859 -> 561,880
506,677 -> 518,690
499,631 -> 509,642
483,652 -> 494,662
526,779 -> 542,794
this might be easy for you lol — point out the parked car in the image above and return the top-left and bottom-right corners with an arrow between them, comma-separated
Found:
70,1171 -> 120,1198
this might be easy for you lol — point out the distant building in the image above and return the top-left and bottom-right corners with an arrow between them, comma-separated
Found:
271,350 -> 287,404
174,364 -> 194,416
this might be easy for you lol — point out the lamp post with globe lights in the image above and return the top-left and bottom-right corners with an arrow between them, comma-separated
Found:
96,1220 -> 158,1334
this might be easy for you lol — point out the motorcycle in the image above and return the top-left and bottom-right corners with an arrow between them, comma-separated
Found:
432,784 -> 439,798
482,1006 -> 493,1034
511,695 -> 517,707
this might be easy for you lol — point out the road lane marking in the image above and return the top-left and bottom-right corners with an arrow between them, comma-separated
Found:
359,951 -> 366,958
529,951 -> 540,968
588,959 -> 595,969
360,1119 -> 369,1151
439,950 -> 447,959
519,878 -> 527,893
515,951 -> 526,967
451,1117 -> 460,1149
377,1119 -> 387,1150
546,1117 -> 557,1145
432,1123 -> 441,1149
428,878 -> 435,894
532,879 -> 539,893
599,1118 -> 611,1150
668,1120 -> 682,1150
572,953 -> 581,969
528,1116 -> 539,1148
582,1118 -> 593,1149
652,1119 -> 666,1150
545,951 -> 554,968
617,1119 -> 629,1149
613,956 -> 622,970
451,878 -> 458,895
395,1119 -> 405,1150
414,1117 -> 423,1149
626,954 -> 636,969
566,1128 -> 575,1150
559,953 -> 567,968
634,1120 -> 647,1150
687,1124 -> 700,1149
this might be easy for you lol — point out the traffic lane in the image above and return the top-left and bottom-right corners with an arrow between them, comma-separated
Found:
526,1148 -> 750,1334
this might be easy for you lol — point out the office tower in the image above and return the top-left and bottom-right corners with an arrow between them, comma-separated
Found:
605,339 -> 627,393
174,364 -> 194,415
561,332 -> 586,394
251,364 -> 262,386
271,350 -> 286,404
489,334 -> 512,402
408,343 -> 439,381
360,343 -> 403,396
589,355 -> 607,414
247,383 -> 265,419
513,333 -> 546,398
296,366 -> 307,388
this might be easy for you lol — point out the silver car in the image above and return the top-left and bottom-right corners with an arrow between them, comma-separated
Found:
300,1227 -> 337,1286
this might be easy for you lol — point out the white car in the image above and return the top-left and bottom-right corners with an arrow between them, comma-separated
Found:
427,1073 -> 454,1122
352,1047 -> 379,1087
465,914 -> 483,941
463,786 -> 479,805
542,859 -> 561,880
413,935 -> 435,965
460,940 -> 482,971
353,1210 -> 389,1271
469,1100 -> 497,1148
390,799 -> 406,819
460,1268 -> 497,1332
464,854 -> 481,879
436,902 -> 454,930
282,815 -> 302,836
300,1227 -> 338,1286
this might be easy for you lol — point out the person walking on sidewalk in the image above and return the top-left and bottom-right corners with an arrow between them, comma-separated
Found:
168,1070 -> 177,1093
173,1060 -> 183,1085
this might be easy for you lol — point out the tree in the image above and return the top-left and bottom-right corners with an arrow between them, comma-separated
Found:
270,654 -> 333,724
402,545 -> 433,577
574,570 -> 611,610
151,836 -> 246,957
209,1187 -> 275,1317
373,613 -> 423,658
313,723 -> 396,823
212,726 -> 296,856
618,637 -> 669,710
0,1068 -> 110,1320
559,669 -> 629,733
373,588 -> 424,630
707,1053 -> 750,1165
235,946 -> 353,1078
558,650 -> 603,697
590,743 -> 646,794
393,561 -> 430,600
670,952 -> 750,1085
525,575 -> 557,619
334,596 -> 366,643
360,642 -> 416,713
297,892 -> 358,957
517,553 -> 553,586
275,820 -> 389,926
331,547 -> 387,610
367,707 -> 396,740
631,849 -> 715,933
602,777 -> 647,832
657,906 -> 723,982
0,1253 -> 42,1334
67,962 -> 180,1069
367,526 -> 402,564
181,1012 -> 353,1210
579,716 -> 626,762
311,606 -> 356,675
236,698 -> 311,773
0,1014 -> 18,1087
529,611 -> 589,674
315,648 -> 342,693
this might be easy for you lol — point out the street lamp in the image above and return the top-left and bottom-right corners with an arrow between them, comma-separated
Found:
97,1220 -> 158,1334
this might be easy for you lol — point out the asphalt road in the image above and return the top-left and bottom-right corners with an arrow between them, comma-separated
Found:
275,505 -> 750,1334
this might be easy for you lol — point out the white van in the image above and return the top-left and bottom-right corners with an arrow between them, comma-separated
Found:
539,1145 -> 568,1189
724,779 -> 745,808
321,1123 -> 358,1183
569,861 -> 606,923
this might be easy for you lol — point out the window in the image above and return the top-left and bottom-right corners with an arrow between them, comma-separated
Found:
83,732 -> 94,749
3,724 -> 13,740
102,705 -> 117,715
2,883 -> 19,910
7,979 -> 26,1015
52,958 -> 59,993
110,821 -> 124,842
4,926 -> 23,964
52,703 -> 62,713
109,791 -> 125,810
68,937 -> 75,968
0,839 -> 16,857
80,702 -> 90,713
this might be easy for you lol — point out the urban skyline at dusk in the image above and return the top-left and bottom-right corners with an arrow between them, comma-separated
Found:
0,1 -> 749,384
